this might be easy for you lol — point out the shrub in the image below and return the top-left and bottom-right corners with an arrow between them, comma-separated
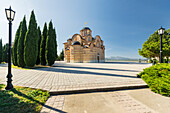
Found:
138,63 -> 170,96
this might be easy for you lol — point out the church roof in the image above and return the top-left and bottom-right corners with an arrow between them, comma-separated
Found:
72,41 -> 81,45
81,27 -> 91,31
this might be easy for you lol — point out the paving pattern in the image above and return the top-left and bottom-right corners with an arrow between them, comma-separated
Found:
40,95 -> 65,113
0,61 -> 151,92
110,92 -> 157,113
41,89 -> 162,113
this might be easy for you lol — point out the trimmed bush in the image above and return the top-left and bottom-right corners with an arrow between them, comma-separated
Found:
40,23 -> 47,65
24,11 -> 38,67
12,22 -> 22,66
138,63 -> 170,96
17,16 -> 27,67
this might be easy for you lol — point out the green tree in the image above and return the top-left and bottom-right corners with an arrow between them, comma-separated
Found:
2,44 -> 8,63
53,28 -> 57,60
45,21 -> 56,66
17,16 -> 27,67
40,23 -> 47,65
12,21 -> 22,66
0,39 -> 2,63
59,49 -> 64,61
36,26 -> 41,65
139,29 -> 170,62
24,10 -> 38,67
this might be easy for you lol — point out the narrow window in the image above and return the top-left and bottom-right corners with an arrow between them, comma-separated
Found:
88,37 -> 90,41
97,43 -> 99,47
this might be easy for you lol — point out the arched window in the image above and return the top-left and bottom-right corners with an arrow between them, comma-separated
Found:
85,30 -> 87,35
88,37 -> 90,41
87,30 -> 90,34
97,43 -> 99,47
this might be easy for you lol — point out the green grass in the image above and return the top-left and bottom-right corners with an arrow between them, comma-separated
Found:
12,64 -> 51,70
0,62 -> 6,64
0,84 -> 50,113
138,63 -> 170,96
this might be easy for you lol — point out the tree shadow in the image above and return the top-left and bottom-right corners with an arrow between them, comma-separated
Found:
0,85 -> 66,113
35,66 -> 139,79
102,61 -> 150,64
52,65 -> 140,72
11,88 -> 67,113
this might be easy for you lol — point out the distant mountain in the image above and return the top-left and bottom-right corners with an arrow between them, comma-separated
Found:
105,56 -> 146,61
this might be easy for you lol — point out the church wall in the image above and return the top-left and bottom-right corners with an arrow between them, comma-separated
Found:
66,50 -> 70,62
70,45 -> 83,63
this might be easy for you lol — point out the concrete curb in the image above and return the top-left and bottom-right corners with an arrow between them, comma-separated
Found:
49,84 -> 148,95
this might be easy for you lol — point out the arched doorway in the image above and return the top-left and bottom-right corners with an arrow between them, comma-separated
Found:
97,53 -> 100,63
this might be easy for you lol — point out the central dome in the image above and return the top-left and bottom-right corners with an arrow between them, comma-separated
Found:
81,27 -> 91,31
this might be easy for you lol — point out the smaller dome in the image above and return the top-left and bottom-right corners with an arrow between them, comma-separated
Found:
81,27 -> 91,31
84,45 -> 88,48
72,41 -> 80,45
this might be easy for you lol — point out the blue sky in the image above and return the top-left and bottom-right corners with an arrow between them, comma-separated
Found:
0,0 -> 170,58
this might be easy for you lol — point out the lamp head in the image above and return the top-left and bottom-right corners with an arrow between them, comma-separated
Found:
5,6 -> 15,21
158,26 -> 165,35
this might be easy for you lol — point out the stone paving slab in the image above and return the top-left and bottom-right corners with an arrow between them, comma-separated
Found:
0,61 -> 151,93
41,88 -> 170,113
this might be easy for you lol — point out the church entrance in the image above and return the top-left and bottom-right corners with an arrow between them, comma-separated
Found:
97,56 -> 99,63
97,53 -> 100,63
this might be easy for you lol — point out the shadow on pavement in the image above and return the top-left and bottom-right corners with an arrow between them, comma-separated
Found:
103,61 -> 150,65
35,66 -> 139,79
53,65 -> 140,72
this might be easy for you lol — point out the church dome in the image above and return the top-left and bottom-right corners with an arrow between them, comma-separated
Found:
72,41 -> 81,45
81,27 -> 91,31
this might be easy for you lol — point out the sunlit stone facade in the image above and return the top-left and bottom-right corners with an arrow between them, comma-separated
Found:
63,27 -> 105,63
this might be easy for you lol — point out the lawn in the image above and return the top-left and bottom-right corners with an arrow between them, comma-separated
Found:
12,64 -> 51,70
138,63 -> 170,96
0,84 -> 50,113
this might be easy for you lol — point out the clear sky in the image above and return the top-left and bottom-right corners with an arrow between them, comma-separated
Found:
0,0 -> 170,58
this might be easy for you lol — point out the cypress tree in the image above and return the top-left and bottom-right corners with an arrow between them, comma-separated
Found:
60,49 -> 64,61
45,21 -> 56,66
2,44 -> 8,63
0,39 -> 2,63
12,22 -> 22,66
24,10 -> 38,67
40,23 -> 47,65
17,16 -> 27,67
53,28 -> 57,60
36,26 -> 41,65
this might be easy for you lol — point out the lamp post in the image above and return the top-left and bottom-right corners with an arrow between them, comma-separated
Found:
158,26 -> 165,63
5,6 -> 15,90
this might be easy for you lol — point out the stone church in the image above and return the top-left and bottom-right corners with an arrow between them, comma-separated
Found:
63,26 -> 105,63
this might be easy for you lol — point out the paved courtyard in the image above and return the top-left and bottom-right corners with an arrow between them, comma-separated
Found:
41,88 -> 170,113
0,61 -> 151,93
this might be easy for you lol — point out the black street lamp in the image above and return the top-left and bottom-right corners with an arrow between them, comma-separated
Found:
158,26 -> 165,63
5,6 -> 15,90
